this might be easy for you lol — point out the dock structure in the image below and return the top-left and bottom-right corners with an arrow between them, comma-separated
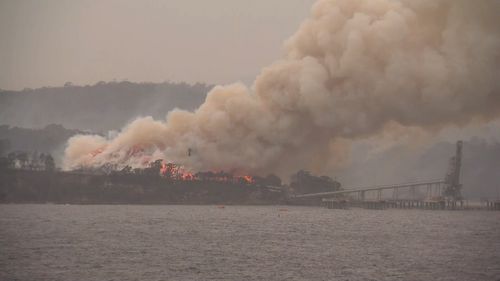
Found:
321,197 -> 467,210
322,198 -> 349,209
315,182 -> 462,210
295,179 -> 446,200
294,141 -> 497,211
485,200 -> 500,211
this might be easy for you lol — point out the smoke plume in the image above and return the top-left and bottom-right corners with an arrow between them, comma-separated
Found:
64,0 -> 500,176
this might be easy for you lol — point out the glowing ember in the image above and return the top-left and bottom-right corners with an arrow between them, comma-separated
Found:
180,172 -> 194,181
160,162 -> 168,175
240,175 -> 254,184
157,160 -> 195,181
152,160 -> 256,184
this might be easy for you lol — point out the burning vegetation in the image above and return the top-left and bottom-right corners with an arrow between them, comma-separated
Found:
1,148 -> 341,204
64,0 -> 500,179
77,144 -> 283,187
73,158 -> 283,188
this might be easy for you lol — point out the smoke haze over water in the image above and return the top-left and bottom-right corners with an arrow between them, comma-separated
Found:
64,0 -> 500,177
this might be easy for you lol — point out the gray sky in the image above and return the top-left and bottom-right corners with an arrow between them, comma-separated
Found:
0,0 -> 315,90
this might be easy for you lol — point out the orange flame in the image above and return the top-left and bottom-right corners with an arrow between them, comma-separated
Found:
155,160 -> 255,184
160,162 -> 168,175
241,175 -> 254,184
180,172 -> 194,181
157,160 -> 195,181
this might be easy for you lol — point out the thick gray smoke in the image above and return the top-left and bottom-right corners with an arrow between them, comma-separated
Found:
64,0 -> 500,176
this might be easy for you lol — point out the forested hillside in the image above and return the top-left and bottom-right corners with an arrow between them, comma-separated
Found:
0,81 -> 210,132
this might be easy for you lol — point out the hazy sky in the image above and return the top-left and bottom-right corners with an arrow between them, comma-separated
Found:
0,0 -> 316,90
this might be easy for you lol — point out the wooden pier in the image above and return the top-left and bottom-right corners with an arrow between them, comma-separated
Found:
296,142 -> 499,211
485,200 -> 500,211
321,198 -> 469,210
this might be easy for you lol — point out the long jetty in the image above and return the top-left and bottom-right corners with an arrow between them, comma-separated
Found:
290,141 -> 499,211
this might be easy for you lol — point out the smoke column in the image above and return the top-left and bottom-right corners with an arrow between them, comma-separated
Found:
64,0 -> 500,176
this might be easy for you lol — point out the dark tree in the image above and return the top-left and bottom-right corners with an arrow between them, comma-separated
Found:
0,139 -> 11,156
290,170 -> 341,194
265,174 -> 282,186
144,159 -> 163,176
120,165 -> 132,175
0,157 -> 9,170
17,152 -> 28,169
44,154 -> 55,171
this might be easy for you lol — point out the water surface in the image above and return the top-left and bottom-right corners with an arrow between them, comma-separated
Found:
1,204 -> 499,280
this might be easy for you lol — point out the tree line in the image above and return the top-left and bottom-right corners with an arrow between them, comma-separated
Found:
0,151 -> 55,172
